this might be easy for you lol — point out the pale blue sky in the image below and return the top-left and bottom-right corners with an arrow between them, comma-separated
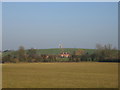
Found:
2,2 -> 118,50
0,2 -> 2,51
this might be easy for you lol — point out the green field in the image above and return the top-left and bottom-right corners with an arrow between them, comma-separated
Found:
2,62 -> 118,88
3,48 -> 95,56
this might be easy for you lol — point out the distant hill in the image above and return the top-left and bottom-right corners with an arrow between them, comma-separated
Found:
2,48 -> 95,56
36,48 -> 95,55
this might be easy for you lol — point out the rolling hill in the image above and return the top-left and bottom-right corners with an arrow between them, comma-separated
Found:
2,48 -> 95,56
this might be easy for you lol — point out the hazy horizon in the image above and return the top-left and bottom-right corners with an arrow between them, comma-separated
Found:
2,2 -> 118,50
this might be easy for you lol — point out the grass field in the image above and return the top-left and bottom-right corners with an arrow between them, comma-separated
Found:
2,62 -> 118,88
3,48 -> 95,56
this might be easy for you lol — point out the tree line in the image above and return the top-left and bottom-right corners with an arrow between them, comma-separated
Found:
70,44 -> 119,62
2,44 -> 120,63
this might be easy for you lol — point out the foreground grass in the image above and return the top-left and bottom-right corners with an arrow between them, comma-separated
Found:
2,62 -> 118,88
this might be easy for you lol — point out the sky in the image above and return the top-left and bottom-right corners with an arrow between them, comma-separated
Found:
0,2 -> 2,51
2,2 -> 118,50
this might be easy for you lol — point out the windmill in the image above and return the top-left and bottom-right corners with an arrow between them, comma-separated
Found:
59,44 -> 64,53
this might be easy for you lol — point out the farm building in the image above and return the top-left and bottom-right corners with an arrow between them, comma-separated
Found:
60,52 -> 70,58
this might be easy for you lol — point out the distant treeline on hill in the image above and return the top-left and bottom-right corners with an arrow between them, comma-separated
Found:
1,44 -> 120,63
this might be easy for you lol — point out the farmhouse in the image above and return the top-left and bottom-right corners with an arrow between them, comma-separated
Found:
60,52 -> 70,58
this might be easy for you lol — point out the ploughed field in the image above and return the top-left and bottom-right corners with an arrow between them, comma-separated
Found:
2,62 -> 118,88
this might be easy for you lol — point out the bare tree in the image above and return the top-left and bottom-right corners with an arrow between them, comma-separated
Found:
18,46 -> 26,62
